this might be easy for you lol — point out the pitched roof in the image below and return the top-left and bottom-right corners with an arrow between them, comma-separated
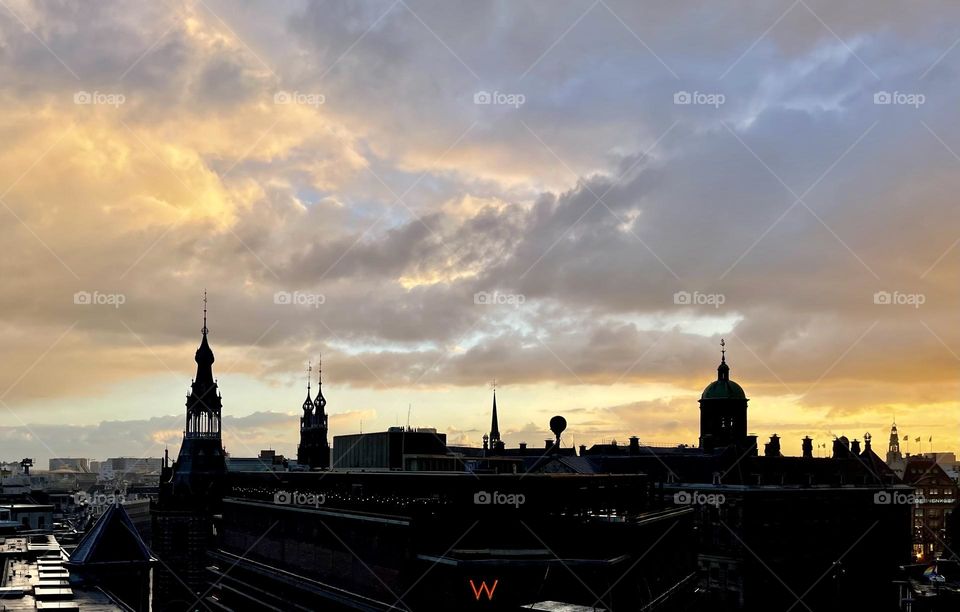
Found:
68,503 -> 152,565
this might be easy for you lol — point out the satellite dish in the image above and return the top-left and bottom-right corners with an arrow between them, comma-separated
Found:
549,416 -> 567,439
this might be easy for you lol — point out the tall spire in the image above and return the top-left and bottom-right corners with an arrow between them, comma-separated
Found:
314,353 -> 326,413
489,384 -> 500,444
302,362 -> 313,412
194,291 -> 215,386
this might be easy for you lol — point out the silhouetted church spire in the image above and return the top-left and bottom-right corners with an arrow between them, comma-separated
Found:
489,383 -> 501,445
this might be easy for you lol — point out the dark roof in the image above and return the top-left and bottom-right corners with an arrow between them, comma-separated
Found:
68,504 -> 152,565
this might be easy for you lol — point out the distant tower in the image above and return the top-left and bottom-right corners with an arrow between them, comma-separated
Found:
152,292 -> 227,609
298,356 -> 331,469
490,387 -> 501,445
887,421 -> 902,464
488,384 -> 504,453
699,339 -> 751,453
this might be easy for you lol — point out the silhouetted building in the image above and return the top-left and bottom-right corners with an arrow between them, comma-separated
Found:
579,341 -> 912,610
49,457 -> 89,472
151,296 -> 227,609
333,427 -> 450,470
203,470 -> 697,610
888,420 -> 904,464
0,534 -> 127,610
901,457 -> 959,561
699,340 -> 757,454
297,360 -> 331,469
66,502 -> 155,610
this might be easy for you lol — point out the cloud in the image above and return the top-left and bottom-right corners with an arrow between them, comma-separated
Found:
1,0 -> 959,456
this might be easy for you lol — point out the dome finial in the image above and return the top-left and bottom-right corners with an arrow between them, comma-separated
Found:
720,338 -> 725,363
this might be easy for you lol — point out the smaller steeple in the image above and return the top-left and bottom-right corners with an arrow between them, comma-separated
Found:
314,354 -> 327,413
717,338 -> 729,381
302,362 -> 313,413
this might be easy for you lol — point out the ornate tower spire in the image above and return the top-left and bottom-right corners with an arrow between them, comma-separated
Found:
302,362 -> 313,413
299,354 -> 331,469
186,292 -> 221,438
314,354 -> 327,415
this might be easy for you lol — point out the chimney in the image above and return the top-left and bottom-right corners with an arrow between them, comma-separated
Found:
629,436 -> 640,456
545,439 -> 554,449
802,436 -> 813,459
764,434 -> 781,457
832,436 -> 850,459
578,444 -> 587,456
519,442 -> 527,450
850,439 -> 861,455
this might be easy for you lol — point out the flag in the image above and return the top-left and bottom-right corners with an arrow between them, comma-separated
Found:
903,435 -> 909,441
916,437 -> 921,443
929,436 -> 933,443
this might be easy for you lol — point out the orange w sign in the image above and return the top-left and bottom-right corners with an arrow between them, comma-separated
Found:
469,579 -> 498,601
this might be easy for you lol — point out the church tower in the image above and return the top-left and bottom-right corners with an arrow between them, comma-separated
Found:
152,293 -> 227,609
297,356 -> 331,469
698,339 -> 753,453
886,421 -> 902,464
490,388 -> 501,448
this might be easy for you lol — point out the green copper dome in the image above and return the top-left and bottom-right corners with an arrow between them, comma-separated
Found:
700,339 -> 748,400
701,378 -> 746,400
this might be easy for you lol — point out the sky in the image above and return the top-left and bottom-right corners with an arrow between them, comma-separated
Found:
0,0 -> 958,465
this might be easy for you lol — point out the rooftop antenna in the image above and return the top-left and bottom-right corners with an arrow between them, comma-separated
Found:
407,404 -> 412,431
